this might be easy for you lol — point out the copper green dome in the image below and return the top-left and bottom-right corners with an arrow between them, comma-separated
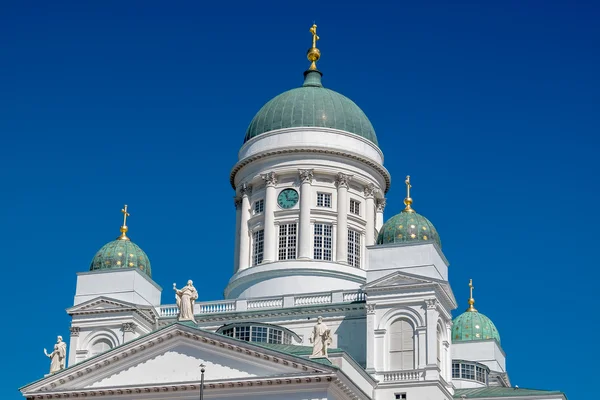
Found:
89,205 -> 152,278
90,238 -> 152,278
244,70 -> 378,146
376,176 -> 441,248
452,280 -> 501,344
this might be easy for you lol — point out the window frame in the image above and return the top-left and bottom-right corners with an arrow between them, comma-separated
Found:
350,199 -> 361,215
347,229 -> 361,268
316,192 -> 332,208
314,223 -> 333,261
278,223 -> 297,261
253,199 -> 264,214
252,229 -> 264,266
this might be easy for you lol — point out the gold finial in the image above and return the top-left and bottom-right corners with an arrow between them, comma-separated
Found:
118,204 -> 130,241
466,279 -> 477,312
307,24 -> 321,70
403,175 -> 415,212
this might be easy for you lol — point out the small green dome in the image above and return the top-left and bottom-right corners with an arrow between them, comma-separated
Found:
244,70 -> 378,145
377,210 -> 441,248
90,238 -> 152,278
452,310 -> 501,344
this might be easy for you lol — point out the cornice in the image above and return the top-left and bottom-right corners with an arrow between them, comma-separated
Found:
67,298 -> 158,325
230,146 -> 391,193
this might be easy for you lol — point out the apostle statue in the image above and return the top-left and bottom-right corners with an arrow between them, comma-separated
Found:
309,316 -> 332,358
44,335 -> 67,374
173,280 -> 198,322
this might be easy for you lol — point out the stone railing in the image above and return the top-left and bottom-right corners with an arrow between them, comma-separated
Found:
158,289 -> 365,318
381,369 -> 424,382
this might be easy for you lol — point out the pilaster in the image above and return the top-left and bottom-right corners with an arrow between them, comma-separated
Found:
364,184 -> 376,246
234,197 -> 242,272
261,172 -> 278,263
238,183 -> 252,270
376,197 -> 386,232
335,173 -> 352,263
298,169 -> 313,259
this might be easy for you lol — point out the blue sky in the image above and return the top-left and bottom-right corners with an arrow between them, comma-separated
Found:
2,1 -> 598,399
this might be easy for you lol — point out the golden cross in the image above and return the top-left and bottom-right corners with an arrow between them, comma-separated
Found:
121,204 -> 130,227
405,175 -> 411,199
469,279 -> 474,299
310,24 -> 319,48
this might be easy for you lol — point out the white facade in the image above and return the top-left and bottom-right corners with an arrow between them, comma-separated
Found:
20,57 -> 566,400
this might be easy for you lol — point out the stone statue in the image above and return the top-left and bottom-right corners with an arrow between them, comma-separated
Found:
309,316 -> 332,358
173,280 -> 198,322
44,336 -> 67,374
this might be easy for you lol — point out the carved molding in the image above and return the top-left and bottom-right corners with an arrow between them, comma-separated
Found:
239,183 -> 252,197
122,322 -> 138,333
363,183 -> 376,198
298,169 -> 314,184
70,326 -> 80,337
335,173 -> 352,188
261,172 -> 278,187
366,303 -> 376,314
376,198 -> 387,212
425,299 -> 437,309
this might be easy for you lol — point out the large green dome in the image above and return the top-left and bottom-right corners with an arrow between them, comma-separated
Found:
377,210 -> 441,248
244,70 -> 378,145
90,238 -> 152,278
453,311 -> 501,344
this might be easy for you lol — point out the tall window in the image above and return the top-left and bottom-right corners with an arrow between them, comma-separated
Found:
254,199 -> 264,214
348,229 -> 361,267
317,192 -> 332,208
252,229 -> 264,266
350,199 -> 360,215
278,223 -> 297,260
314,223 -> 333,261
389,320 -> 414,370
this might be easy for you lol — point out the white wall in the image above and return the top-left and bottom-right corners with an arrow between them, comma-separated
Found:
74,269 -> 162,306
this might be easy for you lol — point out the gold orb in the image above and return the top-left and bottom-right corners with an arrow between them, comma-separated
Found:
307,47 -> 321,63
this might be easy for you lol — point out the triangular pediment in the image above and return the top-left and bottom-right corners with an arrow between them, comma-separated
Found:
363,271 -> 437,290
67,297 -> 138,314
22,323 -> 333,395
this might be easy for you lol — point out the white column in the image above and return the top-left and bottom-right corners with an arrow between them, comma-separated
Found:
238,183 -> 251,270
233,197 -> 242,272
416,327 -> 427,369
364,184 -> 376,246
445,321 -> 453,382
374,329 -> 386,371
298,169 -> 313,259
376,198 -> 386,232
365,303 -> 376,372
426,299 -> 440,366
68,326 -> 80,367
335,173 -> 351,263
261,172 -> 277,263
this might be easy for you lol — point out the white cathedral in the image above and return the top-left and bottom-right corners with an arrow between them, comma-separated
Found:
20,26 -> 566,400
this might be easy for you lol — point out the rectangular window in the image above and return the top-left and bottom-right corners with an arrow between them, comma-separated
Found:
235,326 -> 251,341
348,229 -> 361,267
317,192 -> 332,208
278,223 -> 297,260
462,363 -> 475,380
476,366 -> 486,383
254,199 -> 264,214
452,363 -> 460,379
252,229 -> 264,266
350,199 -> 360,215
251,326 -> 268,342
314,223 -> 333,260
395,394 -> 407,400
268,329 -> 283,344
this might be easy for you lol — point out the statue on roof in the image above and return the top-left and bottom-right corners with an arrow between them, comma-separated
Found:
173,280 -> 198,323
44,335 -> 67,374
309,316 -> 332,358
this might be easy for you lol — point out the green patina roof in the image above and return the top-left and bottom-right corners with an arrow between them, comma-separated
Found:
454,387 -> 565,398
377,210 -> 441,248
90,238 -> 152,278
452,310 -> 500,344
244,70 -> 378,145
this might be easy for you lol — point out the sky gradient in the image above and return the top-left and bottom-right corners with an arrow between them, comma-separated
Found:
2,1 -> 598,399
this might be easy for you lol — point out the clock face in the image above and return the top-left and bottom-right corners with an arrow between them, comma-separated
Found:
277,188 -> 299,209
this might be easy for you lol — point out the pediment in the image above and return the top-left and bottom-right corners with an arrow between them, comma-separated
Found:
363,271 -> 437,290
67,297 -> 138,314
22,323 -> 332,395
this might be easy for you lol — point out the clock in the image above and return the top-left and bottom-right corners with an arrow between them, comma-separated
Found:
277,188 -> 299,209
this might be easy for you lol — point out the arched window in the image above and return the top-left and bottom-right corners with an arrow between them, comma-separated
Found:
90,338 -> 113,357
389,320 -> 414,370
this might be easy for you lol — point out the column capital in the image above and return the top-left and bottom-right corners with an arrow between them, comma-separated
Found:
70,326 -> 80,337
234,196 -> 242,209
239,183 -> 252,197
261,171 -> 278,187
376,197 -> 387,212
363,183 -> 376,198
425,298 -> 438,310
298,169 -> 314,184
366,303 -> 376,314
335,173 -> 352,188
122,322 -> 138,333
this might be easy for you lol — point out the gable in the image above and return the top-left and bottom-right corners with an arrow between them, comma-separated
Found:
22,323 -> 332,395
66,296 -> 158,324
363,271 -> 436,290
